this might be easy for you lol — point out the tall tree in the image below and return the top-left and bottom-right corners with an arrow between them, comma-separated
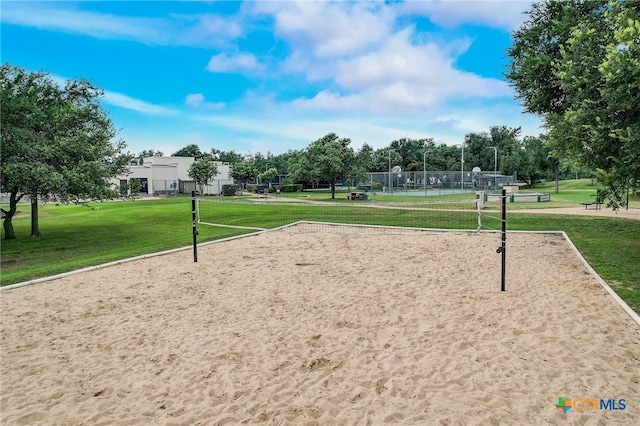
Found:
356,143 -> 375,174
506,0 -> 639,209
135,149 -> 164,165
286,149 -> 316,185
488,126 -> 524,178
259,167 -> 278,186
188,158 -> 218,195
211,149 -> 244,164
1,63 -> 131,239
521,135 -> 553,187
289,133 -> 358,199
229,160 -> 258,193
173,144 -> 204,159
464,132 -> 495,173
389,138 -> 435,171
372,148 -> 402,172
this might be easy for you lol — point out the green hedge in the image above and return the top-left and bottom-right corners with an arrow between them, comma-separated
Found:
221,184 -> 238,196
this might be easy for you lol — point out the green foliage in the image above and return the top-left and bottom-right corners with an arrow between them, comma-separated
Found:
221,184 -> 238,196
0,63 -> 132,239
506,0 -> 640,208
172,144 -> 204,159
124,178 -> 144,196
288,133 -> 360,199
259,167 -> 278,185
188,158 -> 218,195
390,138 -> 437,171
230,160 -> 258,191
136,149 -> 164,165
211,149 -> 244,164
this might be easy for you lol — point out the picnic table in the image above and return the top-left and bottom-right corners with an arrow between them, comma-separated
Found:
579,201 -> 602,210
347,192 -> 368,201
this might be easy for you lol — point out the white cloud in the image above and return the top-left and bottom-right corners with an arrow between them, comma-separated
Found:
185,93 -> 205,107
185,93 -> 225,110
253,1 -> 394,57
206,53 -> 263,73
103,91 -> 179,116
399,0 -> 530,31
1,2 -> 242,47
289,27 -> 511,115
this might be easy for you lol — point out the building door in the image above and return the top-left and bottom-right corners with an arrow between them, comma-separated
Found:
139,178 -> 148,194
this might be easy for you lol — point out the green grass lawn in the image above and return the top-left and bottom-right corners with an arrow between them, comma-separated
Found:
506,178 -> 640,209
2,182 -> 639,315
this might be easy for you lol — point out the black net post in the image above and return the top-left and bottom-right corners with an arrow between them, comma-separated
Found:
497,188 -> 506,291
192,191 -> 198,263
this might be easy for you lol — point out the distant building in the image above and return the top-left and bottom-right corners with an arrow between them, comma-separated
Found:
113,156 -> 233,196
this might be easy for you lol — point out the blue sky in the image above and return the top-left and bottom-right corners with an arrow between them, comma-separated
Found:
1,0 -> 543,156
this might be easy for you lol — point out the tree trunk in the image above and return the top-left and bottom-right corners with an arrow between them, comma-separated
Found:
555,163 -> 559,194
331,182 -> 336,199
31,195 -> 41,237
2,188 -> 20,240
2,216 -> 16,240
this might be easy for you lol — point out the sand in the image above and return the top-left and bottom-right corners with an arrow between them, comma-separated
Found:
1,225 -> 639,425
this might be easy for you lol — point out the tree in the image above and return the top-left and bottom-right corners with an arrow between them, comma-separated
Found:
135,149 -> 163,165
173,144 -> 204,159
287,149 -> 316,185
521,135 -> 552,187
506,0 -> 639,209
188,158 -> 218,195
289,133 -> 358,199
390,138 -> 435,171
211,149 -> 244,164
356,143 -> 375,175
230,160 -> 258,194
1,63 -> 132,239
372,148 -> 402,172
259,167 -> 278,187
487,126 -> 525,178
464,132 -> 496,173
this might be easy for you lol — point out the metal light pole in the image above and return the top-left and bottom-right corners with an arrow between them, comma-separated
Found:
489,147 -> 497,192
423,149 -> 427,197
388,149 -> 392,193
461,142 -> 465,193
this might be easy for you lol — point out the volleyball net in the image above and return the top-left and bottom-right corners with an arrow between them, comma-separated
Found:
195,196 -> 504,235
193,191 -> 508,290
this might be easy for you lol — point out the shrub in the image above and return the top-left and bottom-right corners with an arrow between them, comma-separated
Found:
221,184 -> 238,196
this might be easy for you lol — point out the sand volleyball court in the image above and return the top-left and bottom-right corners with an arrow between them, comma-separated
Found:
1,225 -> 639,425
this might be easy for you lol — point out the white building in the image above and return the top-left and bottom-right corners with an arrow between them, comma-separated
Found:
114,156 -> 233,196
